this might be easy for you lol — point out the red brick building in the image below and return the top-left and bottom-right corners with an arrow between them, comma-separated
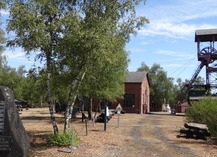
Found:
178,100 -> 188,113
89,72 -> 150,114
113,71 -> 150,114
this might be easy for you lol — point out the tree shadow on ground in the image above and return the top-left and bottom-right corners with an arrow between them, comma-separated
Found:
27,130 -> 52,148
177,136 -> 214,144
21,116 -> 52,121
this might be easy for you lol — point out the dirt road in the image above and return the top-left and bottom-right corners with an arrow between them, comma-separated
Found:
117,114 -> 197,157
93,113 -> 217,157
20,108 -> 217,157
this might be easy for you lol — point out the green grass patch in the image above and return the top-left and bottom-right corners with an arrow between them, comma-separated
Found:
47,129 -> 80,147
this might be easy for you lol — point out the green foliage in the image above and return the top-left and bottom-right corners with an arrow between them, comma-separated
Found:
56,0 -> 148,107
79,38 -> 128,102
47,129 -> 80,147
136,62 -> 206,111
0,4 -> 5,53
6,0 -> 149,133
186,98 -> 217,138
0,1 -> 6,9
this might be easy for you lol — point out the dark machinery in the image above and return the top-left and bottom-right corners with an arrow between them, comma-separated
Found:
177,29 -> 217,111
188,29 -> 217,91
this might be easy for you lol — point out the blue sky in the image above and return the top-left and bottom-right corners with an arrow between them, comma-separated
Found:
1,0 -> 217,82
127,0 -> 217,82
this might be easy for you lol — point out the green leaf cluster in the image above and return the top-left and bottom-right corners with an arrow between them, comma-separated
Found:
5,0 -> 149,104
186,98 -> 217,138
5,0 -> 149,133
0,4 -> 5,53
47,129 -> 80,147
137,62 -> 207,111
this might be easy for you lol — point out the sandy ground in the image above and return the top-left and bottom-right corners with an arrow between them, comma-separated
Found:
19,108 -> 217,157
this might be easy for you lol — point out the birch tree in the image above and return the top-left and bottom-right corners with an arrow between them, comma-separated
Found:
5,0 -> 149,133
60,0 -> 149,131
6,0 -> 78,134
0,2 -> 7,86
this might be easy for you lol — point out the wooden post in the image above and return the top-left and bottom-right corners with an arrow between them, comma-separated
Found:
118,112 -> 120,128
104,104 -> 107,131
85,119 -> 88,135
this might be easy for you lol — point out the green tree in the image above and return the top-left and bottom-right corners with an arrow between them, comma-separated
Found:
6,0 -> 149,133
80,45 -> 128,120
0,52 -> 7,85
0,63 -> 26,100
137,62 -> 149,72
57,0 -> 148,130
0,1 -> 6,66
194,76 -> 205,85
0,1 -> 6,52
21,68 -> 47,107
6,0 -> 78,134
174,76 -> 205,107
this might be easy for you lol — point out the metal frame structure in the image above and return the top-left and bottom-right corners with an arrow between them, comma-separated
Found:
187,29 -> 217,97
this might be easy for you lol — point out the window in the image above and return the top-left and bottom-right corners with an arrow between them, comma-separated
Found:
124,94 -> 134,107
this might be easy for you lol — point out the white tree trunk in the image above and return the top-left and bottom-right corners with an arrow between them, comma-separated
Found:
64,71 -> 86,132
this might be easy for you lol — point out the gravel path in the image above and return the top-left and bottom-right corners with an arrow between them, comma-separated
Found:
21,109 -> 217,157
104,113 -> 211,157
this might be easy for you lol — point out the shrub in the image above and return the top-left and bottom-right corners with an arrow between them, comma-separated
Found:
47,129 -> 80,147
186,97 -> 217,138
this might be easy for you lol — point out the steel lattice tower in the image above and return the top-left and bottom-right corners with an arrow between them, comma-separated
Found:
187,29 -> 217,98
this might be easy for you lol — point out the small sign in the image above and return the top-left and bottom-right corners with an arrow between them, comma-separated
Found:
117,110 -> 121,114
116,103 -> 122,113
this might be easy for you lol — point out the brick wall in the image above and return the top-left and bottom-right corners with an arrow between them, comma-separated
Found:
90,75 -> 150,114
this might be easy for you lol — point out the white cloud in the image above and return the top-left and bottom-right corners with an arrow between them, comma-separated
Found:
141,41 -> 153,45
138,0 -> 217,39
3,47 -> 45,70
140,23 -> 195,39
180,0 -> 217,20
154,50 -> 195,59
141,0 -> 217,22
3,48 -> 34,66
0,9 -> 9,16
140,22 -> 217,40
6,52 -> 25,59
128,48 -> 146,53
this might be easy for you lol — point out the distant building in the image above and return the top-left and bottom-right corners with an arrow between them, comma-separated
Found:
110,71 -> 150,114
177,90 -> 206,113
87,71 -> 150,114
178,100 -> 188,113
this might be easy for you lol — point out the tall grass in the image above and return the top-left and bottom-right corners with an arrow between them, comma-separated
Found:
186,97 -> 217,138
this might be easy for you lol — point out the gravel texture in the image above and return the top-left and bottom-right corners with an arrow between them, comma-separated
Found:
20,108 -> 217,157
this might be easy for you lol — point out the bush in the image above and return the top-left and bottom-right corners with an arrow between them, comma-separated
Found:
47,129 -> 80,147
186,97 -> 217,138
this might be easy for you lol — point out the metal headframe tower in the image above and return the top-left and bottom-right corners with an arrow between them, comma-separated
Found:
186,29 -> 217,96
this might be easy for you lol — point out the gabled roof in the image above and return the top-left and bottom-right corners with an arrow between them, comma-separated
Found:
195,29 -> 217,42
126,71 -> 148,83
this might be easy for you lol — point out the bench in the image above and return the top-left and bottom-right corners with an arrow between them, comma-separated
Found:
178,123 -> 211,140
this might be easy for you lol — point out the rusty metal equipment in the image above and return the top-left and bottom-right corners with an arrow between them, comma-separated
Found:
186,29 -> 217,98
176,29 -> 217,112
